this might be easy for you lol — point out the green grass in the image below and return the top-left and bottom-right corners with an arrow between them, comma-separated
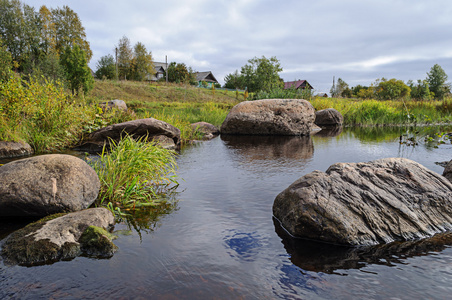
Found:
91,135 -> 178,213
310,97 -> 452,126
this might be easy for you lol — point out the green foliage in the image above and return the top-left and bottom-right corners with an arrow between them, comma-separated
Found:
165,61 -> 190,83
408,79 -> 433,100
0,39 -> 13,82
254,86 -> 313,100
92,135 -> 178,210
426,64 -> 450,99
0,0 -> 92,73
330,78 -> 349,98
95,54 -> 116,80
240,56 -> 283,93
374,78 -> 411,100
131,42 -> 154,81
60,44 -> 94,95
224,70 -> 245,89
0,75 -> 94,152
310,97 -> 452,126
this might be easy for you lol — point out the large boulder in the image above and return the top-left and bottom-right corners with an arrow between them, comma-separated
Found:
220,99 -> 315,135
0,141 -> 33,159
443,160 -> 452,183
0,154 -> 100,217
77,118 -> 181,152
273,158 -> 452,246
1,208 -> 116,266
190,122 -> 220,140
315,108 -> 343,126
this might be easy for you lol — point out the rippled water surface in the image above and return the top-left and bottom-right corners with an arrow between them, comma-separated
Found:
1,126 -> 452,299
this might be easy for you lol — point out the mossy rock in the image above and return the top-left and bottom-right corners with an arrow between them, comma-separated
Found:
0,213 -> 81,266
1,208 -> 116,266
79,226 -> 118,258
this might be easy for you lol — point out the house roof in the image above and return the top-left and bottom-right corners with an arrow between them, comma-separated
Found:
284,80 -> 313,90
195,71 -> 218,83
154,62 -> 167,72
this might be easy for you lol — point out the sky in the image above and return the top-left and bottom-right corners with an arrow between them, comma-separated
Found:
22,0 -> 452,93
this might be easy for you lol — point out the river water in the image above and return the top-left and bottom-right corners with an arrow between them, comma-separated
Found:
1,126 -> 452,299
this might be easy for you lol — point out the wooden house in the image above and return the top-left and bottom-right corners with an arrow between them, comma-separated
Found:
284,80 -> 313,90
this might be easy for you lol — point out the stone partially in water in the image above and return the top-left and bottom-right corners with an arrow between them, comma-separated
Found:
0,154 -> 100,217
190,122 -> 220,140
1,208 -> 115,266
0,141 -> 33,159
220,99 -> 315,136
315,108 -> 343,127
76,118 -> 181,152
79,225 -> 118,258
443,160 -> 452,183
273,157 -> 452,246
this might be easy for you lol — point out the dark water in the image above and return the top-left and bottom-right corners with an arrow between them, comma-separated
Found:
1,126 -> 452,299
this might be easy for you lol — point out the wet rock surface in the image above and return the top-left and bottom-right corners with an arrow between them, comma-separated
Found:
220,99 -> 315,136
1,208 -> 116,266
0,154 -> 100,217
76,118 -> 181,152
273,157 -> 452,246
0,141 -> 33,159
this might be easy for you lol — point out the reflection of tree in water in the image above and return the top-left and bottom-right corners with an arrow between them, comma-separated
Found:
119,198 -> 179,241
274,217 -> 452,274
221,135 -> 314,161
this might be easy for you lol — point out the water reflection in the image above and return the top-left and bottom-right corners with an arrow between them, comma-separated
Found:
315,126 -> 343,137
274,218 -> 452,274
221,135 -> 314,161
118,200 -> 179,240
223,230 -> 264,262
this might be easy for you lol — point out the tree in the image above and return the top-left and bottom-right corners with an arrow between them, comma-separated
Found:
408,79 -> 433,100
131,42 -> 154,81
60,44 -> 93,95
374,78 -> 410,100
95,54 -> 116,80
240,56 -> 283,93
224,70 -> 245,89
0,38 -> 13,82
0,0 -> 26,67
330,78 -> 349,98
51,5 -> 92,61
39,5 -> 57,55
426,64 -> 450,99
165,62 -> 189,83
116,35 -> 133,80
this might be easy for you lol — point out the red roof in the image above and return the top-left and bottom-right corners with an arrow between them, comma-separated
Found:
284,80 -> 312,90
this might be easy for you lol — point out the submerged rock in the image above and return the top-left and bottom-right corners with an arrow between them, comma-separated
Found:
0,141 -> 33,159
220,99 -> 315,136
190,122 -> 220,140
76,118 -> 181,152
1,208 -> 116,266
315,108 -> 343,127
0,154 -> 100,217
273,158 -> 452,246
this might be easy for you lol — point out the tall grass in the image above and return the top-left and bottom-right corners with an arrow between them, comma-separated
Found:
92,135 -> 178,211
310,97 -> 452,125
0,75 -> 95,152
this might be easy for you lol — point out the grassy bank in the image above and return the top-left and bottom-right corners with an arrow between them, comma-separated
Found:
311,97 -> 452,126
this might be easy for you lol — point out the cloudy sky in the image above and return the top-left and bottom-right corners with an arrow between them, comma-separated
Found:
22,0 -> 452,93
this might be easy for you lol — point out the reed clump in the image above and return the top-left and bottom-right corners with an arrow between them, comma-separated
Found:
92,135 -> 178,213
